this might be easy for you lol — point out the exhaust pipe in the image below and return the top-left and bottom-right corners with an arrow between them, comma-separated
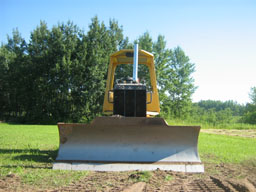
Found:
133,44 -> 138,82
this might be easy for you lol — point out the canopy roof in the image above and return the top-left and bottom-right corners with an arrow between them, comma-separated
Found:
110,49 -> 153,65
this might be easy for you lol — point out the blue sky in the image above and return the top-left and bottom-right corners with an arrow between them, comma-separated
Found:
1,0 -> 256,104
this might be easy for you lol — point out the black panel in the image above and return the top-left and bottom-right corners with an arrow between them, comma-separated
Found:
113,84 -> 146,117
125,90 -> 135,117
113,90 -> 125,116
135,90 -> 146,117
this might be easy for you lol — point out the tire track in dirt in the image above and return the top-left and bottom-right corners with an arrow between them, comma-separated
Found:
244,178 -> 256,192
183,176 -> 256,192
187,178 -> 228,192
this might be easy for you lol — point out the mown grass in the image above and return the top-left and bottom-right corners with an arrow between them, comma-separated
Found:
167,119 -> 256,130
0,123 -> 88,189
0,122 -> 255,189
198,133 -> 256,164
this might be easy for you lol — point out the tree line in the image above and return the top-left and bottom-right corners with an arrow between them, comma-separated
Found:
242,87 -> 256,124
0,17 -> 196,124
189,94 -> 256,125
1,17 -> 255,124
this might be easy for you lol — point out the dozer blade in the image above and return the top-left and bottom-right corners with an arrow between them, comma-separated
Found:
53,117 -> 204,172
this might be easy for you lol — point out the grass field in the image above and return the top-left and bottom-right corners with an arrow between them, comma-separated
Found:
167,119 -> 256,130
0,123 -> 89,189
0,123 -> 256,190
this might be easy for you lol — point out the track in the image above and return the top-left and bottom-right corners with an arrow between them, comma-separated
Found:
158,176 -> 256,192
186,176 -> 256,192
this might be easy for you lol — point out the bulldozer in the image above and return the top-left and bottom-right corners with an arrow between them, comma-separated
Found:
53,44 -> 204,172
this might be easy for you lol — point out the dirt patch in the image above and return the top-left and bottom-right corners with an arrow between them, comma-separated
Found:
53,163 -> 256,192
121,182 -> 146,192
1,163 -> 256,191
201,129 -> 256,138
0,173 -> 34,192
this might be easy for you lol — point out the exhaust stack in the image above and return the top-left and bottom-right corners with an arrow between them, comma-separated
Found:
133,44 -> 138,82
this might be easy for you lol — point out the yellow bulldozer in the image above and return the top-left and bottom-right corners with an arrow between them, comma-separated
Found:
53,44 -> 204,172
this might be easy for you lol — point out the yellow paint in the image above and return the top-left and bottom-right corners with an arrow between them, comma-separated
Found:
103,49 -> 160,116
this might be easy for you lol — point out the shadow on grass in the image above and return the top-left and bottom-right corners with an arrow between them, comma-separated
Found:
0,164 -> 52,169
0,149 -> 58,164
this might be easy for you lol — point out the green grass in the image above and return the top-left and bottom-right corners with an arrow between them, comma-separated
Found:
0,123 -> 88,189
129,171 -> 152,182
0,123 -> 58,168
198,133 -> 256,164
166,119 -> 256,130
0,122 -> 255,189
165,175 -> 174,181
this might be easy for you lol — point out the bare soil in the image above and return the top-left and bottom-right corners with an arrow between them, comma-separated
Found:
1,162 -> 256,192
201,129 -> 256,138
54,162 -> 256,192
